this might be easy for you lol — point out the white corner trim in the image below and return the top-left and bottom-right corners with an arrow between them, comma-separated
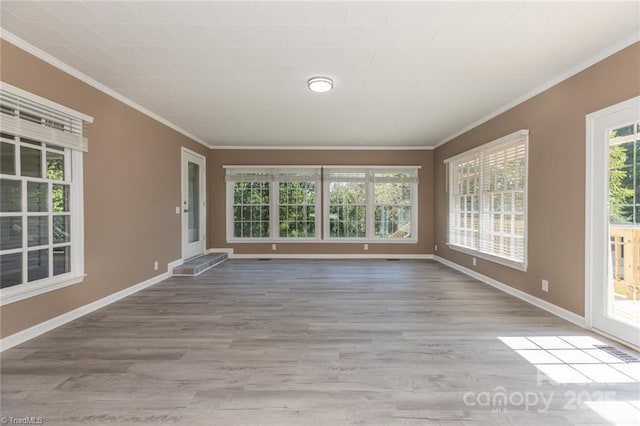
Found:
433,31 -> 640,149
210,145 -> 434,150
0,258 -> 181,352
0,28 -> 210,149
229,253 -> 433,260
434,255 -> 586,328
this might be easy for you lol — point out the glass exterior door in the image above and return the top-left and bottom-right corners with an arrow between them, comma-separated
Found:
607,121 -> 640,335
182,149 -> 205,260
588,97 -> 640,348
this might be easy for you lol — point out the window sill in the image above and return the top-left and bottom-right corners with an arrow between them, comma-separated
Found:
447,244 -> 527,272
0,274 -> 85,306
227,238 -> 418,244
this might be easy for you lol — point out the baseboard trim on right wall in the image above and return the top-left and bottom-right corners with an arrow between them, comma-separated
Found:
434,255 -> 586,328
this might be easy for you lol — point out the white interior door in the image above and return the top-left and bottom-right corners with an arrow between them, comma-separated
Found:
587,96 -> 640,348
182,148 -> 206,260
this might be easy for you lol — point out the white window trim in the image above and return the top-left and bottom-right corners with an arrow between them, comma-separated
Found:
445,129 -> 529,271
0,84 -> 90,306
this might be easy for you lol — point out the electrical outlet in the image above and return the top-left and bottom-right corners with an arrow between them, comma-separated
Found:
272,244 -> 277,251
472,257 -> 477,266
153,260 -> 159,271
435,244 -> 438,252
364,243 -> 368,251
542,279 -> 549,292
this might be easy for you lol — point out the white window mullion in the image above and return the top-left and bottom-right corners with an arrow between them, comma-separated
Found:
366,176 -> 374,239
322,178 -> 329,240
271,180 -> 278,240
21,179 -> 27,286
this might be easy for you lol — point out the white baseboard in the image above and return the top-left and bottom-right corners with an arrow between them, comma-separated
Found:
0,258 -> 181,352
206,248 -> 234,256
230,253 -> 434,260
434,255 -> 586,328
168,258 -> 183,272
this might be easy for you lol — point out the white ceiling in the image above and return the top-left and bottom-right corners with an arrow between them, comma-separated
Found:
1,1 -> 639,148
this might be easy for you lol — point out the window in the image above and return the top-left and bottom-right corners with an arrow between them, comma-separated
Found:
225,166 -> 419,243
446,130 -> 528,270
226,167 -> 321,241
324,167 -> 419,241
325,170 -> 368,238
278,170 -> 319,238
0,82 -> 92,305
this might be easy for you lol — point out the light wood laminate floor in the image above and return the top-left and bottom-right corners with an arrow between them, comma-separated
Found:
2,260 -> 639,425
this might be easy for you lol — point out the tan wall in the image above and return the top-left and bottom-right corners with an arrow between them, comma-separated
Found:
434,42 -> 640,316
207,150 -> 434,255
0,40 -> 208,338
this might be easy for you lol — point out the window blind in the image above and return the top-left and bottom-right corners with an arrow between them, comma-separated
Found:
445,130 -> 528,268
0,82 -> 93,152
324,167 -> 419,183
225,166 -> 321,182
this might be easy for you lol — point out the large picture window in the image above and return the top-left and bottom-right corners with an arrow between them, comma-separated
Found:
226,166 -> 419,243
0,82 -> 92,305
446,130 -> 528,270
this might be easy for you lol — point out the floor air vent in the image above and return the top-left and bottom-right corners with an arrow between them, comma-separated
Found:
595,345 -> 640,363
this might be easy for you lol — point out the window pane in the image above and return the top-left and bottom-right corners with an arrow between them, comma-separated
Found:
46,151 -> 65,180
53,246 -> 70,276
20,146 -> 42,178
28,181 -> 48,212
28,216 -> 48,247
0,252 -> 22,288
0,179 -> 21,212
1,142 -> 15,175
375,206 -> 411,239
52,184 -> 70,212
28,249 -> 49,282
53,215 -> 71,243
279,181 -> 316,238
0,216 -> 22,250
232,181 -> 269,239
374,182 -> 411,205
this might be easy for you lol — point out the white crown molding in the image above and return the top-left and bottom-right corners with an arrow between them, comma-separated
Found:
210,145 -> 434,150
434,255 -> 586,328
434,31 -> 640,149
0,258 -> 182,352
0,28 -> 211,149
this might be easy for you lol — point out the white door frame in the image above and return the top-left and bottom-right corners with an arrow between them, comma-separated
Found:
585,95 -> 640,346
181,147 -> 207,260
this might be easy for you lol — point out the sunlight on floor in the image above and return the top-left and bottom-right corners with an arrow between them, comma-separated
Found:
499,335 -> 639,384
500,336 -> 640,425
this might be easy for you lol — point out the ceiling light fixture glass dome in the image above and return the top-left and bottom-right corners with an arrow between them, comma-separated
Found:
308,77 -> 333,93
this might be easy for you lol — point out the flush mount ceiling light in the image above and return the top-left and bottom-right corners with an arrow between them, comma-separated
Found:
308,77 -> 333,93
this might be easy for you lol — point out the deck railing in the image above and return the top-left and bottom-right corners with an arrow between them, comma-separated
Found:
610,225 -> 640,299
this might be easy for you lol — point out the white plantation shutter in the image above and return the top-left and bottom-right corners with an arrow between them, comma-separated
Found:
445,130 -> 528,270
0,82 -> 93,151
